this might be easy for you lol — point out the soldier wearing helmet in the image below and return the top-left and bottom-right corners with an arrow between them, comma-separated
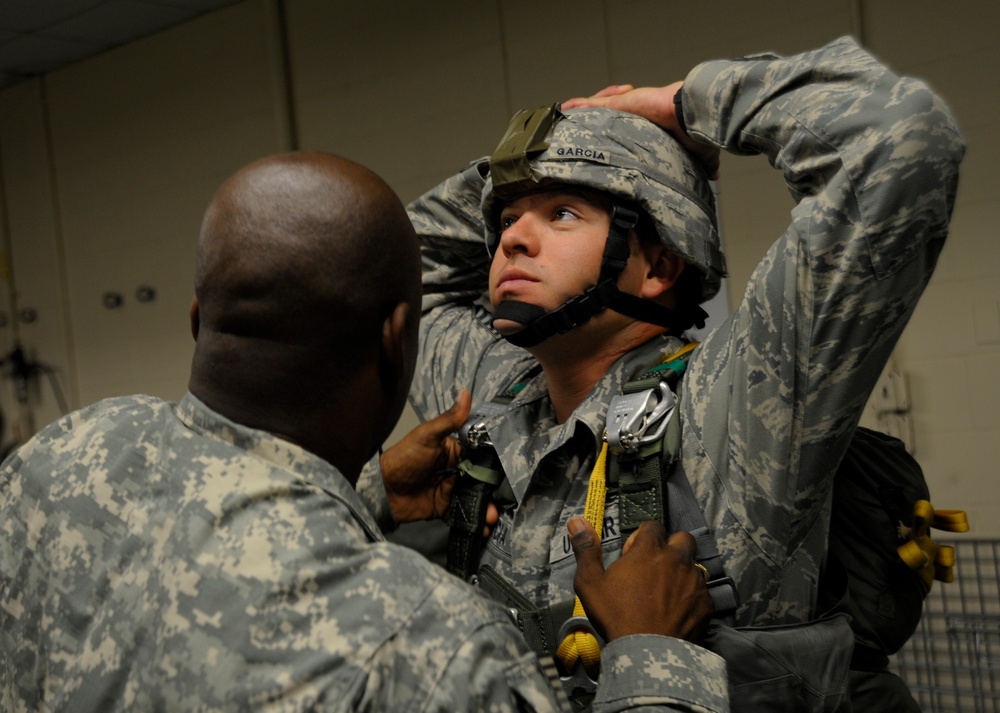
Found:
367,37 -> 963,712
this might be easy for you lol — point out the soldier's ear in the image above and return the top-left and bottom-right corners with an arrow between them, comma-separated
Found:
190,297 -> 200,341
380,300 -> 412,396
640,247 -> 686,300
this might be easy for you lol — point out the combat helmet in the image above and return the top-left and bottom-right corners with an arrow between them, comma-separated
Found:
482,104 -> 726,348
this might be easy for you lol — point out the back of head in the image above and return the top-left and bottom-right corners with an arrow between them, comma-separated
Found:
190,152 -> 420,458
482,105 -> 726,303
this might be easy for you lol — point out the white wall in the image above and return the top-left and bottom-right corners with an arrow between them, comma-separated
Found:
0,0 -> 996,534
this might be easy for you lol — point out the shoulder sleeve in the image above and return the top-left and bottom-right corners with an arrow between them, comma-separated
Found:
408,157 -> 493,315
421,624 -> 729,713
355,454 -> 397,533
406,159 -> 532,420
593,636 -> 729,713
681,37 -> 964,549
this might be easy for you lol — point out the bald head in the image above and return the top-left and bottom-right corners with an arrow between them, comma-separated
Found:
189,152 -> 420,473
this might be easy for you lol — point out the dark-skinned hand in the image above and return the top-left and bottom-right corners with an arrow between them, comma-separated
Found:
379,390 -> 501,536
569,517 -> 714,644
380,389 -> 471,523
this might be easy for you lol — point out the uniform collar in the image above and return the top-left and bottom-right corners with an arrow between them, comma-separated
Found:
484,334 -> 685,507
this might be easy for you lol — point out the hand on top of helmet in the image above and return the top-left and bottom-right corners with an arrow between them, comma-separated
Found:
562,82 -> 720,180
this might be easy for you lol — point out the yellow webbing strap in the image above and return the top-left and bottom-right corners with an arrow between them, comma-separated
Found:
669,341 -> 699,361
555,441 -> 608,677
897,499 -> 969,588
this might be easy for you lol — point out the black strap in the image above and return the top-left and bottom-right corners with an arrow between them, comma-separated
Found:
598,205 -> 637,282
478,565 -> 576,656
444,366 -> 541,581
446,478 -> 494,580
491,204 -> 694,348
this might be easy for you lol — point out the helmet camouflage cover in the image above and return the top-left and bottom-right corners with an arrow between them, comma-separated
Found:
481,105 -> 726,303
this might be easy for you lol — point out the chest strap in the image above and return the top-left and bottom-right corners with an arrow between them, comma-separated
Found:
446,375 -> 537,581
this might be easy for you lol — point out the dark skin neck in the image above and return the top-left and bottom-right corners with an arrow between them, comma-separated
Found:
188,329 -> 386,482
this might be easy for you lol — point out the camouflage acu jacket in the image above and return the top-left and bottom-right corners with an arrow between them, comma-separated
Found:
397,35 -> 963,637
2,393 -> 729,712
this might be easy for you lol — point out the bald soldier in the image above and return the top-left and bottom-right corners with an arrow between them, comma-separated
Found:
0,152 -> 726,712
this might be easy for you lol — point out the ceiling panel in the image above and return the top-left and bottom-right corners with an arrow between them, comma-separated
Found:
0,0 -> 246,91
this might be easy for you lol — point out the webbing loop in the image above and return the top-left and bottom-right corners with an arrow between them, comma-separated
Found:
897,499 -> 970,588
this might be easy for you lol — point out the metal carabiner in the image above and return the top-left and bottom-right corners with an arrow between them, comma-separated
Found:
556,616 -> 603,695
606,382 -> 675,453
458,401 -> 509,448
635,382 -> 676,448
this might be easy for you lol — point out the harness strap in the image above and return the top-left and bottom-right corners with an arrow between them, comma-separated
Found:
446,477 -> 495,580
445,371 -> 537,582
613,342 -> 739,616
555,442 -> 609,678
478,564 -> 576,655
670,467 -> 740,614
614,342 -> 695,538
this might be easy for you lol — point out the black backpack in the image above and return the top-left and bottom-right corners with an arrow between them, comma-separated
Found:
826,426 -> 968,668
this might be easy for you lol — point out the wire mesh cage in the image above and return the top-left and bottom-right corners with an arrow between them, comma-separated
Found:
891,539 -> 1000,712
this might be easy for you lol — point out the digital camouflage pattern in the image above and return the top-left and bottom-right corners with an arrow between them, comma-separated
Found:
1,392 -> 727,713
390,36 -> 963,701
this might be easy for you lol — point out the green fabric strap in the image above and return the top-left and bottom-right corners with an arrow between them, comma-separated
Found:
617,440 -> 666,535
614,348 -> 690,535
478,565 -> 576,656
457,457 -> 504,486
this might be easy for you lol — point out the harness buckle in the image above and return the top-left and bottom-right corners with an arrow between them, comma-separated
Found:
606,383 -> 675,454
556,616 -> 602,695
560,660 -> 599,698
458,401 -> 509,448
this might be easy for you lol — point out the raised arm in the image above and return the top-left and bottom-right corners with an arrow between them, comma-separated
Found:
684,38 -> 962,623
406,159 -> 538,422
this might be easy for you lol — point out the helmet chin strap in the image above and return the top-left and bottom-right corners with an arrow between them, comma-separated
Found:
492,205 -> 706,349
